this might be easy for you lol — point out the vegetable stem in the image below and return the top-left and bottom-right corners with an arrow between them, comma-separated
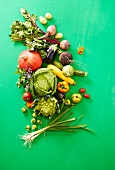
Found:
48,106 -> 74,126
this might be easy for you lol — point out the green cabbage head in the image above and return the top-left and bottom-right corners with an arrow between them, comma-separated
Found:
30,68 -> 57,97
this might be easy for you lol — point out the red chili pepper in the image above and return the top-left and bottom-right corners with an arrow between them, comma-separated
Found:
83,94 -> 91,99
79,88 -> 86,93
57,81 -> 69,93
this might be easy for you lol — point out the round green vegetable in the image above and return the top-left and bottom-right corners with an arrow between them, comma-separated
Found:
30,68 -> 57,97
37,119 -> 42,124
32,112 -> 38,118
34,96 -> 58,117
32,124 -> 37,130
26,125 -> 31,131
21,107 -> 27,113
31,118 -> 36,124
62,65 -> 74,77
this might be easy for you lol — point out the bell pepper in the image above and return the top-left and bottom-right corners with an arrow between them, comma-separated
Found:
57,81 -> 69,93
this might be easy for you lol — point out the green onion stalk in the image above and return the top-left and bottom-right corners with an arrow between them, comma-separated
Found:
19,106 -> 94,148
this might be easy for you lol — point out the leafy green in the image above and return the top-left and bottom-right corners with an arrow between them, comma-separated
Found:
9,20 -> 49,58
9,8 -> 61,59
30,68 -> 57,97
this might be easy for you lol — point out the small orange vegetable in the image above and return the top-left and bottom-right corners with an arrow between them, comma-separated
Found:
57,81 -> 69,93
77,46 -> 84,54
26,101 -> 34,108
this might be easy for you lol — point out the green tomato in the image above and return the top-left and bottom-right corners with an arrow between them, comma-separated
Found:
64,99 -> 71,106
21,107 -> 27,113
26,125 -> 31,131
71,93 -> 82,103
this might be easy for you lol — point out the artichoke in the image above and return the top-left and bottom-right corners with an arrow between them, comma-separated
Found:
30,68 -> 57,97
34,96 -> 58,117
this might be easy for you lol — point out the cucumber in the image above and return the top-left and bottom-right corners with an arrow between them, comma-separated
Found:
74,70 -> 88,76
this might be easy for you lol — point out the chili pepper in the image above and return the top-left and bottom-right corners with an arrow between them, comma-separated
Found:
57,81 -> 69,93
77,46 -> 84,54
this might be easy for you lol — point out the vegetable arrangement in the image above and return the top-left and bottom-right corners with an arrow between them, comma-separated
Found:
9,8 -> 93,148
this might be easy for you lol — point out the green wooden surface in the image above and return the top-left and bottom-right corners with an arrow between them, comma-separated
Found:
0,0 -> 115,170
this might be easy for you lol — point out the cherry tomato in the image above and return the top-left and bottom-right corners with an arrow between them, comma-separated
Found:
83,94 -> 91,99
22,92 -> 32,102
79,88 -> 86,93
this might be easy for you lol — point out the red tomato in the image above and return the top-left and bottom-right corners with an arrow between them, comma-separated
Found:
22,92 -> 32,102
79,88 -> 86,93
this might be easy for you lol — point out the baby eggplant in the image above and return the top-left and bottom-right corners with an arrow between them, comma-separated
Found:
45,44 -> 57,63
